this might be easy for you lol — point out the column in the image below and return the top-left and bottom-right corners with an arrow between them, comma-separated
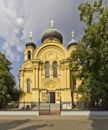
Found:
36,64 -> 39,89
67,68 -> 70,89
58,62 -> 60,77
63,63 -> 67,89
39,64 -> 42,89
60,64 -> 63,89
19,70 -> 24,107
50,61 -> 53,78
20,70 -> 24,91
42,62 -> 45,78
33,68 -> 36,88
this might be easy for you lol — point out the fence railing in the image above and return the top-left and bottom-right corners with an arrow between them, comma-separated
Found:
60,101 -> 107,111
0,101 -> 108,111
0,102 -> 50,111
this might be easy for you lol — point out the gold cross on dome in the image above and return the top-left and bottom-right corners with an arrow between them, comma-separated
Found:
29,31 -> 33,40
50,20 -> 54,28
71,31 -> 75,38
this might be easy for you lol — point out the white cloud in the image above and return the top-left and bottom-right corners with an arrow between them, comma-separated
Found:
0,0 -> 25,61
17,18 -> 24,26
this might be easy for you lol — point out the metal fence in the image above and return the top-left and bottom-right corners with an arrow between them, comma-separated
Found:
0,101 -> 108,112
60,101 -> 108,111
0,102 -> 50,112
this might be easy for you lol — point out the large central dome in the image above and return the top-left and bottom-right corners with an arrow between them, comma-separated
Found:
41,21 -> 63,43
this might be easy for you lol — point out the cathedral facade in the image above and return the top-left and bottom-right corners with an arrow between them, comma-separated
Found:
19,21 -> 80,109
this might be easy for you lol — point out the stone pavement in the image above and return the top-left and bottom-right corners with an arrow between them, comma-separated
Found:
0,115 -> 108,130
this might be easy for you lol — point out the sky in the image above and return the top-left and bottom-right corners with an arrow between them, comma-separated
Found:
0,0 -> 107,86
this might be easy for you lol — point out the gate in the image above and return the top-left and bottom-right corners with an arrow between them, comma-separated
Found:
38,102 -> 61,115
39,102 -> 50,115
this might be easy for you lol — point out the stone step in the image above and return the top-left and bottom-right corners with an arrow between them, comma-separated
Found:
50,110 -> 60,115
39,110 -> 60,115
50,104 -> 60,110
39,110 -> 50,115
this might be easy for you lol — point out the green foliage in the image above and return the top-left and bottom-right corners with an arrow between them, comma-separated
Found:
70,0 -> 108,109
0,52 -> 21,109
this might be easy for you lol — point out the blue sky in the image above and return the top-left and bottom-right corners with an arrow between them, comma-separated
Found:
0,0 -> 107,86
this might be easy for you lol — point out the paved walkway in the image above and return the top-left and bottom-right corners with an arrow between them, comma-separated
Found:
0,116 -> 108,130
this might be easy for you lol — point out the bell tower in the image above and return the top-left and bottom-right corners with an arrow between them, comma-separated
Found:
24,32 -> 36,61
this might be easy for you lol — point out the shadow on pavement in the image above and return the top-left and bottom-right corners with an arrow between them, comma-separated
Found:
0,119 -> 30,130
19,124 -> 52,130
90,116 -> 108,130
0,119 -> 54,130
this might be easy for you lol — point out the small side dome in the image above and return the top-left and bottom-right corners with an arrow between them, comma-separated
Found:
26,32 -> 36,48
41,20 -> 63,44
68,39 -> 78,48
68,31 -> 78,49
26,42 -> 36,48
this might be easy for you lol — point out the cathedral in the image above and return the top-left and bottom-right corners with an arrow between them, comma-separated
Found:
19,21 -> 81,109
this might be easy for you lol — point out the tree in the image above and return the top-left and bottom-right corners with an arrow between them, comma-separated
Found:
0,52 -> 20,109
70,0 -> 108,109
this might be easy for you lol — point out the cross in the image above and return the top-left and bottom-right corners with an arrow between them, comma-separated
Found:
71,31 -> 75,38
50,20 -> 54,28
29,31 -> 33,40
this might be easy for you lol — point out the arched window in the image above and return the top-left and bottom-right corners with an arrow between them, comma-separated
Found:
45,62 -> 49,78
53,61 -> 57,78
27,79 -> 30,93
28,51 -> 31,60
